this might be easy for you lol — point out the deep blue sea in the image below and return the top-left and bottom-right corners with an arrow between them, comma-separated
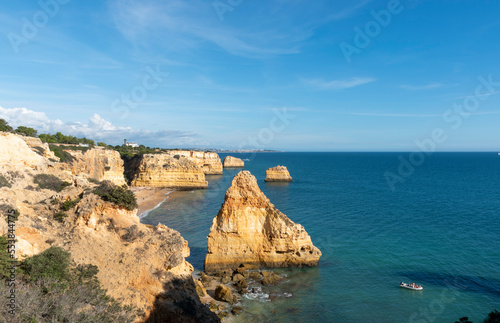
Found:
141,152 -> 500,323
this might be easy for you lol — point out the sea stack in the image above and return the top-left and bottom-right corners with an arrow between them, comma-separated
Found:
204,170 -> 321,272
265,165 -> 292,182
223,156 -> 244,168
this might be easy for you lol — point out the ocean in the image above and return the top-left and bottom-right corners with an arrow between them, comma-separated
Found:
141,152 -> 500,323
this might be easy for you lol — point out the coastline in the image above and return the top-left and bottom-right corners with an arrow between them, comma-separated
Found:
131,187 -> 173,218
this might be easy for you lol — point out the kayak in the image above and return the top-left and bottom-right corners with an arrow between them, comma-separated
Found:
400,282 -> 423,290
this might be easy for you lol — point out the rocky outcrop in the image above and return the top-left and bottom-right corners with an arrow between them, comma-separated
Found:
66,147 -> 127,186
0,132 -> 218,322
20,135 -> 59,161
223,156 -> 244,168
265,165 -> 292,182
0,132 -> 49,169
128,154 -> 208,189
165,150 -> 223,175
204,171 -> 321,272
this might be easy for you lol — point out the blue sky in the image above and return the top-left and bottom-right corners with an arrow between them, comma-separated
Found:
1,0 -> 500,151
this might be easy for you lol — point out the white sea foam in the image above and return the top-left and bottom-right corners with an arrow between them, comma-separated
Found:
138,192 -> 172,219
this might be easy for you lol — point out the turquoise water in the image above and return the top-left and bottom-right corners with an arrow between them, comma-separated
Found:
141,152 -> 500,322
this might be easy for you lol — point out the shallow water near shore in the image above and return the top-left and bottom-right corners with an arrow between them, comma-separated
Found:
141,152 -> 500,322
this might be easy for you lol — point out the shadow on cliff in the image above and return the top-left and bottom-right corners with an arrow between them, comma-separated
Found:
396,271 -> 500,299
144,276 -> 219,323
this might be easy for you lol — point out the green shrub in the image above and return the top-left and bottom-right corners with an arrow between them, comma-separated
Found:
0,235 -> 14,279
2,248 -> 137,322
34,174 -> 71,192
0,119 -> 12,132
54,211 -> 67,223
15,126 -> 37,137
61,197 -> 80,211
0,175 -> 11,188
121,225 -> 144,242
48,144 -> 76,163
22,246 -> 71,283
88,177 -> 100,184
94,181 -> 137,211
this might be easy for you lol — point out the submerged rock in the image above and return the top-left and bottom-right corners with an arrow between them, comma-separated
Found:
262,272 -> 281,286
265,165 -> 293,182
214,284 -> 234,303
204,170 -> 321,272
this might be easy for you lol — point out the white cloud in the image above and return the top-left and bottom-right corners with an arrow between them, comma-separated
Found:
0,106 -> 200,147
304,77 -> 376,90
400,83 -> 444,90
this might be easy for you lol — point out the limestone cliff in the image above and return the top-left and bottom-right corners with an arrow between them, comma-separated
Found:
19,135 -> 59,161
166,150 -> 223,175
128,154 -> 208,189
0,132 -> 49,169
0,133 -> 218,322
265,165 -> 293,182
66,147 -> 127,186
205,171 -> 321,272
223,156 -> 244,168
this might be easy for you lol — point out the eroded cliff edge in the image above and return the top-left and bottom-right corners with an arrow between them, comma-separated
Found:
66,147 -> 127,186
0,132 -> 218,322
205,170 -> 321,272
165,150 -> 223,175
127,154 -> 208,189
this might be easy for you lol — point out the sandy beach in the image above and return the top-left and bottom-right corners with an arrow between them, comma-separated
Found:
131,187 -> 174,217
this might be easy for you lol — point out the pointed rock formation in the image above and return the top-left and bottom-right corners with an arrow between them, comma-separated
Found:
205,171 -> 321,272
223,156 -> 244,168
265,165 -> 293,182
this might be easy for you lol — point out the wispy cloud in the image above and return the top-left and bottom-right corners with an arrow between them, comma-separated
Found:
327,0 -> 373,20
304,77 -> 376,90
108,0 -> 317,57
348,112 -> 441,118
400,83 -> 444,90
0,106 -> 200,147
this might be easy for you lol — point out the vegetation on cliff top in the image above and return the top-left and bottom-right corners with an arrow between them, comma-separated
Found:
93,181 -> 138,211
0,243 -> 137,322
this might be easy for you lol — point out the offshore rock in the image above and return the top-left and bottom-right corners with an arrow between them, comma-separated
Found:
205,171 -> 321,272
128,154 -> 208,189
265,165 -> 293,182
223,156 -> 244,168
165,150 -> 223,175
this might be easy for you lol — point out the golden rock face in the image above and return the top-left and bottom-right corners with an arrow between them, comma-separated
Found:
67,148 -> 127,186
223,156 -> 244,168
205,170 -> 321,273
129,154 -> 208,189
265,165 -> 293,182
165,150 -> 223,175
